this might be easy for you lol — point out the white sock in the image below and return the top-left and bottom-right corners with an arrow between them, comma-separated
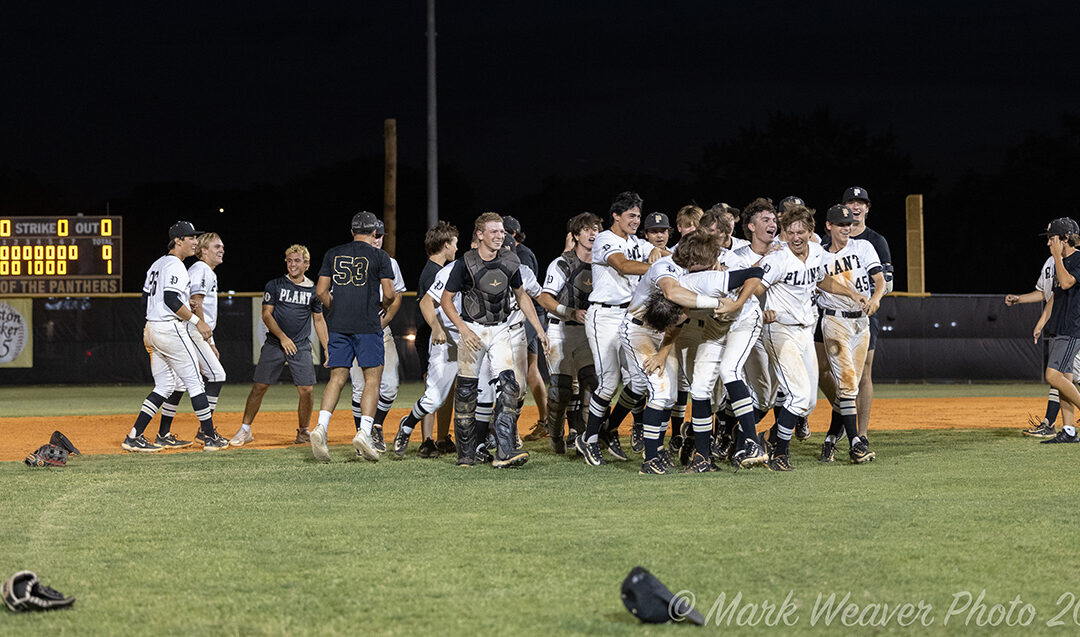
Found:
1065,425 -> 1076,437
240,423 -> 251,433
128,427 -> 138,438
316,410 -> 332,431
825,435 -> 836,444
360,415 -> 374,435
850,436 -> 861,448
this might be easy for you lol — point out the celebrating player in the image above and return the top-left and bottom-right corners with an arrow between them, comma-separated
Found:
310,212 -> 396,463
123,221 -> 227,452
1034,217 -> 1080,444
230,245 -> 328,447
415,221 -> 460,455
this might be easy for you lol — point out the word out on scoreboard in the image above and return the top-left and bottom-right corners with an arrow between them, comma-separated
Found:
0,216 -> 122,294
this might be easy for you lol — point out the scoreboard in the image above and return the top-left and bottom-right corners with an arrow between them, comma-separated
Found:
0,215 -> 122,295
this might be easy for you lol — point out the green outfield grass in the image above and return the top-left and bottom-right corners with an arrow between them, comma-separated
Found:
0,381 -> 1055,418
2,428 -> 1079,635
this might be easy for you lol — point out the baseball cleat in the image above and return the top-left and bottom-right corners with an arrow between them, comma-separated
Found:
819,439 -> 836,463
1041,428 -> 1080,444
678,435 -> 695,467
682,451 -> 714,473
523,421 -> 548,441
371,424 -> 387,453
229,428 -> 254,447
122,435 -> 163,453
657,448 -> 676,473
492,449 -> 529,468
1022,417 -> 1056,439
294,428 -> 311,444
417,438 -> 439,458
766,454 -> 795,472
575,434 -> 606,466
630,422 -> 644,453
550,436 -> 566,455
435,436 -> 456,455
795,417 -> 811,441
201,431 -> 229,452
713,433 -> 734,464
353,429 -> 381,461
736,439 -> 768,468
392,417 -> 411,458
638,456 -> 670,475
309,427 -> 330,462
603,433 -> 629,462
154,432 -> 192,449
849,440 -> 875,463
475,444 -> 494,464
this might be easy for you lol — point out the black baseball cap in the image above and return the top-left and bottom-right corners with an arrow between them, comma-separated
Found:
351,211 -> 379,234
168,221 -> 198,239
621,567 -> 704,625
843,186 -> 870,203
1040,217 -> 1080,236
778,196 -> 805,212
642,212 -> 671,231
826,204 -> 856,224
374,220 -> 385,237
502,215 -> 522,235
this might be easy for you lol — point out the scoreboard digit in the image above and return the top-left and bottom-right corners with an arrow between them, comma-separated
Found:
0,215 -> 123,295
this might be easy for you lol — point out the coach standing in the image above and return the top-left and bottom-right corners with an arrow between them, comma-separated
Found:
310,212 -> 396,463
842,186 -> 892,446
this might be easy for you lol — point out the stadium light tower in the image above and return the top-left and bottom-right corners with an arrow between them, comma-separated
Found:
426,0 -> 438,228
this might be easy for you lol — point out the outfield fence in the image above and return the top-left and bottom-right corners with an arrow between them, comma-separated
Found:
0,293 -> 1044,385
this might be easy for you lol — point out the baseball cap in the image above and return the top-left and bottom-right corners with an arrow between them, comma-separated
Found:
642,212 -> 671,231
168,221 -> 198,239
502,215 -> 522,235
621,567 -> 704,625
778,196 -> 805,212
374,220 -> 385,237
1040,217 -> 1080,236
826,204 -> 856,224
843,186 -> 870,203
351,211 -> 379,234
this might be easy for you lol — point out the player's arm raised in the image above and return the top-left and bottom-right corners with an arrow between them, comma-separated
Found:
647,246 -> 671,264
1050,237 -> 1077,289
606,252 -> 651,276
1005,291 -> 1046,306
262,303 -> 297,356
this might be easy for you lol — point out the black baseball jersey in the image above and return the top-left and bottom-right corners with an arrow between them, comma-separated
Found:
263,276 -> 323,345
418,258 -> 443,304
1047,252 -> 1080,338
318,240 -> 394,334
445,249 -> 523,324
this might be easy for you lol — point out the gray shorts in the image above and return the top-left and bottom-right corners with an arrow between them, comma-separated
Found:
253,341 -> 316,386
1048,336 -> 1080,374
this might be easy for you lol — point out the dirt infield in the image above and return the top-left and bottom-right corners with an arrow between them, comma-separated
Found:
0,396 -> 1046,462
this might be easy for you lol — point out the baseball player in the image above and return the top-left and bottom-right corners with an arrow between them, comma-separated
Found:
536,212 -> 602,453
348,221 -> 406,453
123,221 -> 227,452
310,211 -> 396,463
152,232 -> 228,448
577,192 -> 659,466
1033,217 -> 1080,444
439,212 -> 548,468
813,204 -> 884,463
756,205 -> 868,471
416,221 -> 460,455
675,205 -> 702,242
504,216 -> 551,444
1008,255 -> 1075,437
642,212 -> 672,250
842,186 -> 894,444
663,205 -> 704,455
231,244 -> 329,446
706,203 -> 751,251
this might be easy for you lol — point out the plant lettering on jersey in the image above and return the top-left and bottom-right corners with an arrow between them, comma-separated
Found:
332,255 -> 370,287
783,267 -> 821,286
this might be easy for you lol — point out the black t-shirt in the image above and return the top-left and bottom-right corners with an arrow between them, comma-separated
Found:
419,258 -> 443,298
318,240 -> 394,334
263,276 -> 323,345
1047,251 -> 1080,338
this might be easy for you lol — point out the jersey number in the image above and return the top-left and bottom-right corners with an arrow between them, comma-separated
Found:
332,256 -> 370,286
147,271 -> 160,296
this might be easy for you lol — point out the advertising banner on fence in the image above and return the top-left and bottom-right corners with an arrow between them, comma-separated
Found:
0,298 -> 33,368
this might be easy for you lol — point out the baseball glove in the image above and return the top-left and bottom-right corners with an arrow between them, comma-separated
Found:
24,444 -> 69,468
2,571 -> 76,612
50,430 -> 80,455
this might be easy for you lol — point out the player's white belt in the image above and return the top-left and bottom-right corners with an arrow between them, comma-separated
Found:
596,302 -> 629,309
820,308 -> 864,319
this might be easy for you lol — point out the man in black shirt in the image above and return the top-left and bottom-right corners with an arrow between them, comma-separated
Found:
232,244 -> 328,446
504,215 -> 550,443
1039,217 -> 1080,444
842,186 -> 893,444
310,211 -> 396,462
441,212 -> 548,468
417,221 -> 459,454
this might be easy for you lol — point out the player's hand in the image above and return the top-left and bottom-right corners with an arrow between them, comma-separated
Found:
852,294 -> 870,312
197,321 -> 213,341
281,337 -> 297,356
571,309 -> 587,323
643,351 -> 667,376
564,232 -> 575,253
715,297 -> 740,317
1050,236 -> 1065,257
767,242 -> 784,254
648,247 -> 665,264
432,326 -> 447,345
1005,294 -> 1020,306
1034,324 -> 1043,343
762,309 -> 777,324
864,297 -> 880,317
537,331 -> 550,356
460,327 -> 481,351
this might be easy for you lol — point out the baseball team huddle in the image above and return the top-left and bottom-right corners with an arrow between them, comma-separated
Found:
125,186 -> 899,473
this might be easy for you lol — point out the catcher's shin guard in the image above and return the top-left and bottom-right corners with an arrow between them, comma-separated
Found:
546,373 -> 573,439
454,376 -> 479,463
492,370 -> 521,461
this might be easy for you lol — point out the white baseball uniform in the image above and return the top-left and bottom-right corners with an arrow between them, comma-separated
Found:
144,255 -> 206,398
734,243 -> 777,411
621,257 -> 685,410
351,256 -> 407,406
817,238 -> 881,401
175,260 -> 226,387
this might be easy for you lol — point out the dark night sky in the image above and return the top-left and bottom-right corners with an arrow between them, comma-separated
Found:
2,2 -> 1078,290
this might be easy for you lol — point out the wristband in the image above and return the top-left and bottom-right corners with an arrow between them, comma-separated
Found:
187,314 -> 201,326
694,295 -> 719,309
556,304 -> 569,317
